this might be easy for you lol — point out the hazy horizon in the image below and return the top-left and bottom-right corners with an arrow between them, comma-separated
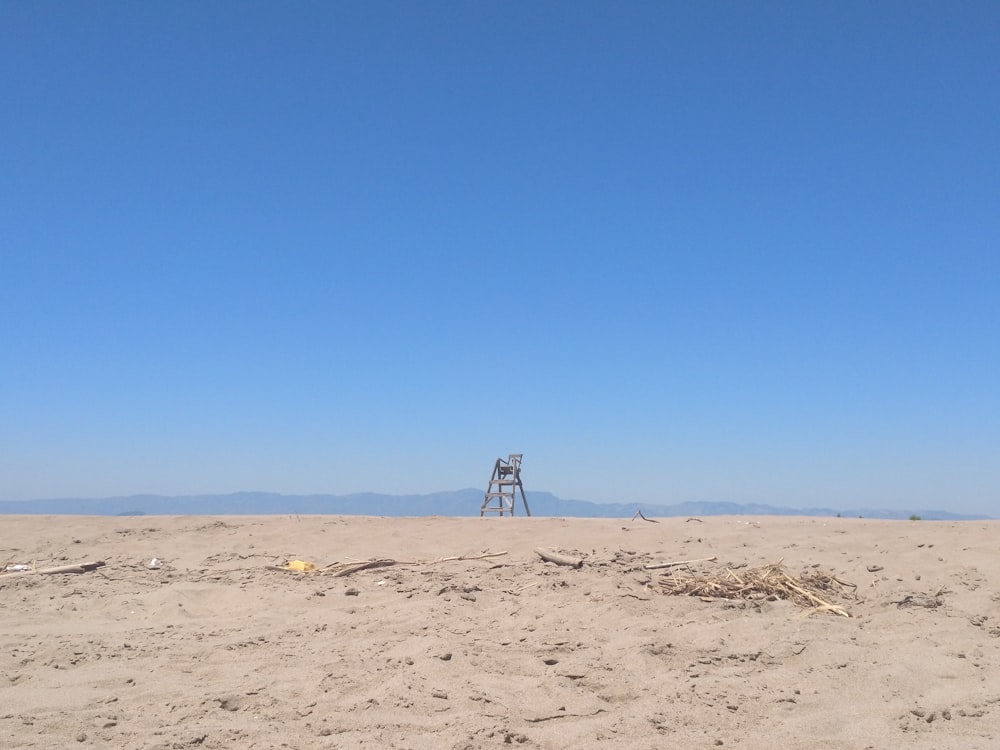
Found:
0,487 -> 991,521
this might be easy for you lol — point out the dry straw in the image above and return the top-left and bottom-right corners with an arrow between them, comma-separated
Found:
658,559 -> 856,617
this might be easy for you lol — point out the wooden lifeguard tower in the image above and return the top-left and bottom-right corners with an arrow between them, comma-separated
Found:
479,453 -> 531,516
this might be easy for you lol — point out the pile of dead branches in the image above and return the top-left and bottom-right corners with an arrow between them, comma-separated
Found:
657,560 -> 856,617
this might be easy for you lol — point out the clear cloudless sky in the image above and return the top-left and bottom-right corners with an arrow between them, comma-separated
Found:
2,2 -> 998,514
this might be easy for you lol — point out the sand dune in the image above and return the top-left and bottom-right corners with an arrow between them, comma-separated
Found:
2,515 -> 999,749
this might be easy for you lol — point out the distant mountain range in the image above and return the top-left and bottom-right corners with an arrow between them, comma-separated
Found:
0,489 -> 989,520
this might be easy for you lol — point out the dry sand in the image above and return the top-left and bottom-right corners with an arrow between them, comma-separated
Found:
2,514 -> 999,749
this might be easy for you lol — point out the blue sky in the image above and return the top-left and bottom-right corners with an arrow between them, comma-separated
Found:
2,2 -> 998,514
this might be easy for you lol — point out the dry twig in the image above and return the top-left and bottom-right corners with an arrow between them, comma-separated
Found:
644,556 -> 718,570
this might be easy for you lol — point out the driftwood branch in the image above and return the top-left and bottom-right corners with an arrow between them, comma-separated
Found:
2,561 -> 106,577
631,510 -> 659,523
644,556 -> 718,570
424,551 -> 508,564
535,548 -> 583,569
267,551 -> 510,577
526,708 -> 606,723
328,551 -> 511,576
330,559 -> 397,577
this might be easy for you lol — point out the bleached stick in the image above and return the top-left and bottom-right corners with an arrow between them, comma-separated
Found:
535,548 -> 583,568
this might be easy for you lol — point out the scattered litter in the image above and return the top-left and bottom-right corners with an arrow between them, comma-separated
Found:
267,560 -> 317,573
147,558 -> 162,570
5,564 -> 31,573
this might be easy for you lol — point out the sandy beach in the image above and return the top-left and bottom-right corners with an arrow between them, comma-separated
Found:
2,514 -> 998,749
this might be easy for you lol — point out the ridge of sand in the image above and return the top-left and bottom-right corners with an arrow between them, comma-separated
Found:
2,515 -> 999,749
